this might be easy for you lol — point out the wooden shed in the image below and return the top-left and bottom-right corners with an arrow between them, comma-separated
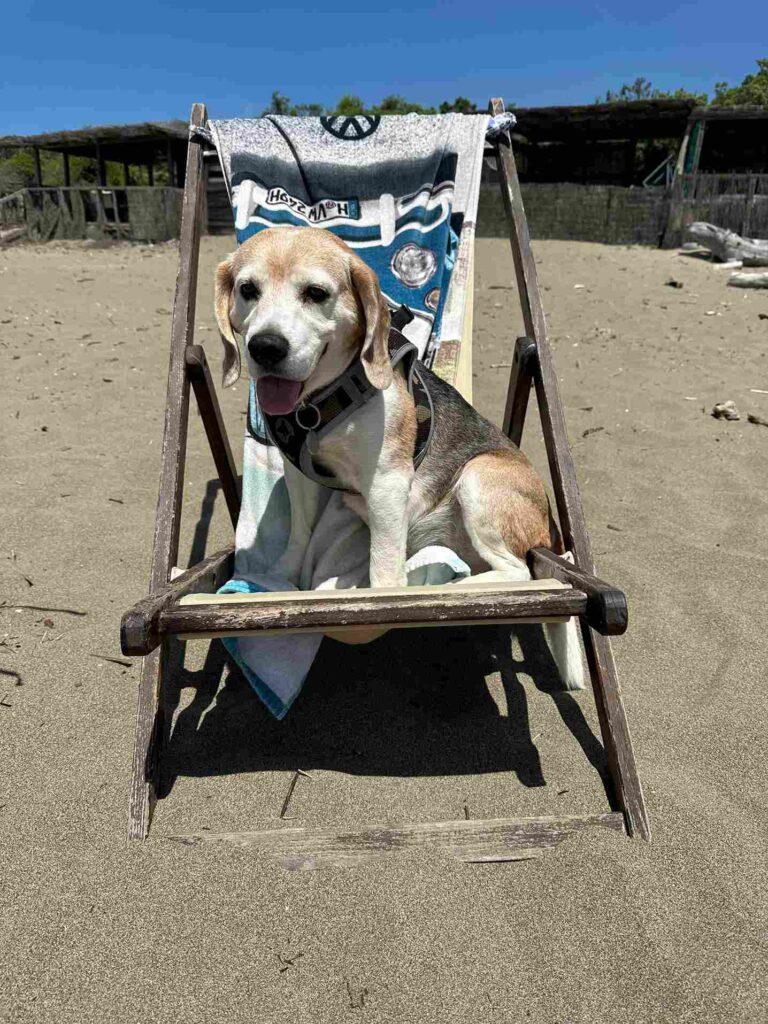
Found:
507,99 -> 697,186
0,121 -> 202,241
663,106 -> 768,244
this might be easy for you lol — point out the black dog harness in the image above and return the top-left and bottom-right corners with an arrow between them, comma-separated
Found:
247,306 -> 434,491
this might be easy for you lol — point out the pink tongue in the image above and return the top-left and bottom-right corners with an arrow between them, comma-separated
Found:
256,376 -> 303,415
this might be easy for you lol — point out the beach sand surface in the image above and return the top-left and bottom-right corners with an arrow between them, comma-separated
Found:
1,236 -> 766,1022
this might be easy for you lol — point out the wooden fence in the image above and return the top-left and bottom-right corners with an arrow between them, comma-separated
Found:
664,172 -> 768,246
0,185 -> 184,242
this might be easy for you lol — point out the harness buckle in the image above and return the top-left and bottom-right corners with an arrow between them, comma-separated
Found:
295,402 -> 322,431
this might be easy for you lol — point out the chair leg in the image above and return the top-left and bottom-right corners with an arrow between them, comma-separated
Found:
581,626 -> 651,841
127,102 -> 207,840
128,643 -> 164,839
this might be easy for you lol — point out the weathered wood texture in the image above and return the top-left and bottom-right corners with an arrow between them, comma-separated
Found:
504,335 -> 537,445
161,584 -> 585,645
185,345 -> 241,526
528,547 -> 628,635
121,546 -> 234,656
687,221 -> 768,266
665,177 -> 768,248
729,271 -> 768,288
120,97 -> 649,847
168,812 -> 626,869
491,98 -> 650,841
128,102 -> 207,841
13,185 -> 183,242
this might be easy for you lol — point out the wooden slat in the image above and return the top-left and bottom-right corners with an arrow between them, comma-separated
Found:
490,98 -> 650,842
167,812 -> 626,869
123,569 -> 570,655
128,102 -> 207,841
181,576 -> 569,604
161,584 -> 585,644
185,345 -> 241,528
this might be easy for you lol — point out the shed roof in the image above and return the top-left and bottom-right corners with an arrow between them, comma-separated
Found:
0,120 -> 188,158
689,105 -> 768,121
512,99 -> 697,142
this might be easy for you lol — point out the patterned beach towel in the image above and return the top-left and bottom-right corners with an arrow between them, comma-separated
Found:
199,112 -> 515,718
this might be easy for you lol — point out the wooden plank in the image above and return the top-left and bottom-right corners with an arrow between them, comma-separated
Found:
166,140 -> 174,186
95,142 -> 106,187
128,102 -> 207,841
161,585 -> 585,647
185,346 -> 241,528
692,105 -> 768,121
490,98 -> 650,842
528,547 -> 628,635
743,175 -> 756,238
167,812 -> 626,869
182,576 -> 570,604
688,120 -> 706,186
504,335 -> 537,444
662,118 -> 694,247
121,546 -> 234,656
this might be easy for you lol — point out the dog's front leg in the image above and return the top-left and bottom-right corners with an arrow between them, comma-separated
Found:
271,458 -> 324,585
364,465 -> 414,588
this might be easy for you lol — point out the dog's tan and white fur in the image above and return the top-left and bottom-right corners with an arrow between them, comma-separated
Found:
215,227 -> 584,689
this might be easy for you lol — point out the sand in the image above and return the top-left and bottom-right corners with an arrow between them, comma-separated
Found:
1,236 -> 766,1023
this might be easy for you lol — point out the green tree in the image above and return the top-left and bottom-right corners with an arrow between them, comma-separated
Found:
261,90 -> 294,115
332,94 -> 366,116
600,77 -> 706,104
439,96 -> 479,114
372,94 -> 436,115
712,58 -> 768,107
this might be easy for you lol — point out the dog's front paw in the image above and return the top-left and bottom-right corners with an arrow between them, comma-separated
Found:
369,569 -> 407,589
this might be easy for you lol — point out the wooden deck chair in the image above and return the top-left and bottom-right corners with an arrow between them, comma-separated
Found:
121,99 -> 650,859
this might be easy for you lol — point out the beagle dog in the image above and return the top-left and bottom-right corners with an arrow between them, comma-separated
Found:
215,227 -> 584,689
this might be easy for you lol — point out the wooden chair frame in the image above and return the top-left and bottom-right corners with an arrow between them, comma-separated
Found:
120,100 -> 650,856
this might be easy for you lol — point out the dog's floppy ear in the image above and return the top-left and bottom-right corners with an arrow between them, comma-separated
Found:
349,255 -> 392,391
214,256 -> 241,388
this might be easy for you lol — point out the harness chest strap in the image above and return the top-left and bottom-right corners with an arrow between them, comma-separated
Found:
250,311 -> 435,491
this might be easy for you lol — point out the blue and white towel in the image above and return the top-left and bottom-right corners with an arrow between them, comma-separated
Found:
201,113 -> 511,718
204,112 -> 493,361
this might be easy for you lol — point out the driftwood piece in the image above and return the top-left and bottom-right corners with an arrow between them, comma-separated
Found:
0,226 -> 25,246
167,812 -> 626,869
686,222 -> 768,266
728,271 -> 768,289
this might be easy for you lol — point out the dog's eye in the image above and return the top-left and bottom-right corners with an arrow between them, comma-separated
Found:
304,285 -> 330,304
239,281 -> 260,302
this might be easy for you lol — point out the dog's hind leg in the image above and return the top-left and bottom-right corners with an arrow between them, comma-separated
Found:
453,453 -> 585,690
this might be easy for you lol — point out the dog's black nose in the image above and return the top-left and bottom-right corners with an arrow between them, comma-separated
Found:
247,332 -> 289,369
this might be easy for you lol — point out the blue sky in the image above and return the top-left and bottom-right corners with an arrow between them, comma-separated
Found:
2,1 -> 764,134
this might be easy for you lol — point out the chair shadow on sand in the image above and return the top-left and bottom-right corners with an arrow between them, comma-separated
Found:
158,480 -> 611,804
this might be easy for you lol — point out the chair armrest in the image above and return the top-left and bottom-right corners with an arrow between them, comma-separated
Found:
527,547 -> 628,636
121,546 -> 234,656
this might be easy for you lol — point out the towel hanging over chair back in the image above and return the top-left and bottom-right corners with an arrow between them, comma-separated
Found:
194,112 -> 507,719
201,112 -> 491,366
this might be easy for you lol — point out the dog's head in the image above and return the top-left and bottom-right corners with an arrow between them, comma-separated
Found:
214,227 -> 392,414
